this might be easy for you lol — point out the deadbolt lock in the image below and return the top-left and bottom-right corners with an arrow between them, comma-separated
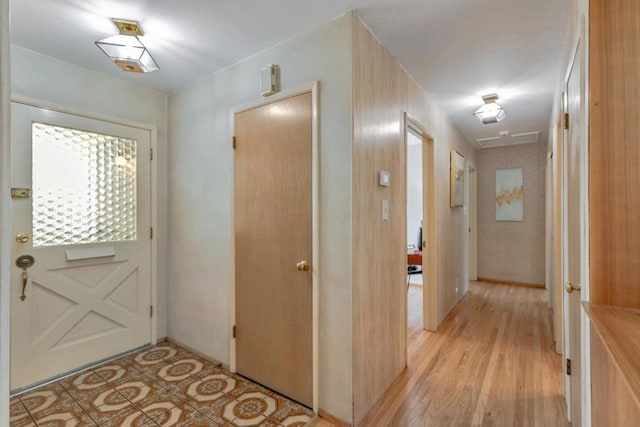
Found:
16,233 -> 29,244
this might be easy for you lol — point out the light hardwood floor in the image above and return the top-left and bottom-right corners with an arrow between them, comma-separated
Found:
354,281 -> 569,426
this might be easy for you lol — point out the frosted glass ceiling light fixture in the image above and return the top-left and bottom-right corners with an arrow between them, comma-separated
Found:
473,93 -> 507,124
96,19 -> 159,73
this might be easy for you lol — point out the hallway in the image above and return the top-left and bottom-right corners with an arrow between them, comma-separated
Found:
360,281 -> 568,426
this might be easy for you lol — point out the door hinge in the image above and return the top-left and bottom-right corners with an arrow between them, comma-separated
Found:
232,325 -> 236,339
566,358 -> 572,375
232,136 -> 237,150
150,148 -> 154,160
150,306 -> 153,317
564,113 -> 570,130
150,227 -> 154,239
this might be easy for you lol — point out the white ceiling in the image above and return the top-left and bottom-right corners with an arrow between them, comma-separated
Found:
10,0 -> 567,147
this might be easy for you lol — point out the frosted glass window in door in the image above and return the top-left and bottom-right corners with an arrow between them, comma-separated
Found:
32,122 -> 137,247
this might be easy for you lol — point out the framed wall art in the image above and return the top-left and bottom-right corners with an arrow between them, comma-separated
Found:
450,150 -> 464,208
496,168 -> 523,221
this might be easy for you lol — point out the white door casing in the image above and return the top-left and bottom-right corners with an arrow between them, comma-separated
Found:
468,165 -> 477,281
563,35 -> 584,426
405,116 -> 436,332
10,103 -> 153,390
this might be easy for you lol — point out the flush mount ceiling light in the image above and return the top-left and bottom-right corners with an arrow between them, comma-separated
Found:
95,19 -> 159,73
473,93 -> 507,124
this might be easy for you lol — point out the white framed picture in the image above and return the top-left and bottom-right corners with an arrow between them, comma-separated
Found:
496,168 -> 523,221
450,150 -> 464,208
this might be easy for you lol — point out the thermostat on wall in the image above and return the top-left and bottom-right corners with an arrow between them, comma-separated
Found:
378,170 -> 391,187
260,64 -> 280,97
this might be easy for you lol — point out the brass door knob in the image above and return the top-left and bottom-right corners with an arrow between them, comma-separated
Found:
16,233 -> 29,244
566,281 -> 582,294
296,260 -> 310,272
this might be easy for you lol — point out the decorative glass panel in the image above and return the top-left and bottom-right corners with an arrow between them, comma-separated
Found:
32,123 -> 137,247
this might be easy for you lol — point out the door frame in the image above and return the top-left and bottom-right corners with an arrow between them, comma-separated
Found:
404,114 -> 436,332
229,82 -> 319,412
553,111 -> 564,356
8,94 -> 159,345
1,1 -> 11,421
561,19 -> 592,426
467,163 -> 477,281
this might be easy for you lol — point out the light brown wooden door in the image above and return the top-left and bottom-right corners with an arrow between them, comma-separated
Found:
565,38 -> 583,427
234,92 -> 312,407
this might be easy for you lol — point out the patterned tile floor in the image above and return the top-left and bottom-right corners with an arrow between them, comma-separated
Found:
10,342 -> 314,427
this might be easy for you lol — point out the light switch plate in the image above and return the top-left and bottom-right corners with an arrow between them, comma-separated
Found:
382,199 -> 389,221
378,170 -> 390,187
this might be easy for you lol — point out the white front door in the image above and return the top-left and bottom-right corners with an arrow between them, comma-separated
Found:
10,103 -> 152,390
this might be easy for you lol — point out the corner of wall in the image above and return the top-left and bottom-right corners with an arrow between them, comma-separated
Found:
0,0 -> 12,422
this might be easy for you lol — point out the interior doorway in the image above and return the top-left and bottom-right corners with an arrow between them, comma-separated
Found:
406,128 -> 424,328
467,164 -> 477,281
404,116 -> 436,332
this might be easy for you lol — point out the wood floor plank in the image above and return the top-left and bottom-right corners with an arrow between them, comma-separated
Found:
359,281 -> 568,427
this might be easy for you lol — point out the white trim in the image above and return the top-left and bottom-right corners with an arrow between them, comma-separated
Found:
310,82 -> 320,414
0,0 -> 12,423
229,82 -> 320,413
404,115 -> 437,332
467,165 -> 477,281
579,10 -> 592,427
561,57 -> 572,425
10,95 -> 156,132
562,16 -> 592,425
149,123 -> 159,345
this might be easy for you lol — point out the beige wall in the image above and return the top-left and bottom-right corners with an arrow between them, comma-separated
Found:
351,16 -> 476,425
168,16 -> 354,421
477,143 -> 547,285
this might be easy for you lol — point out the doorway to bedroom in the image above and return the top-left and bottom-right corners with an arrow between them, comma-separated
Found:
405,117 -> 436,333
406,128 -> 424,330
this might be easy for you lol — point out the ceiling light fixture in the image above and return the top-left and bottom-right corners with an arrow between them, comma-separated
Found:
95,19 -> 159,73
473,94 -> 507,124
